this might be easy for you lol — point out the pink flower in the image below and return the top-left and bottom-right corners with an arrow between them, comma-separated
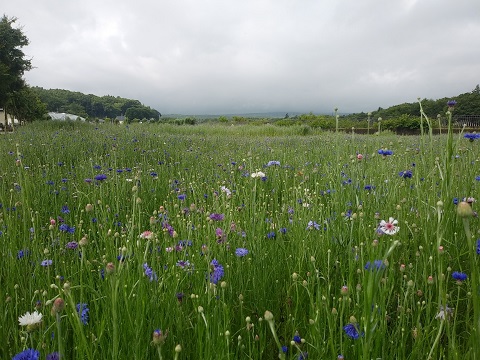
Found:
357,154 -> 363,160
139,231 -> 154,240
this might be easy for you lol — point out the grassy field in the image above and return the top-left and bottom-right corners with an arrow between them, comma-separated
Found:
1,121 -> 479,359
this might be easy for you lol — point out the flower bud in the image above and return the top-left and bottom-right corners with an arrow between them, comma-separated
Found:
457,201 -> 473,218
51,298 -> 65,315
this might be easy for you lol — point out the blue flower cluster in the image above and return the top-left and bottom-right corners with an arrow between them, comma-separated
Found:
209,259 -> 224,284
464,133 -> 480,141
76,303 -> 89,325
378,149 -> 393,156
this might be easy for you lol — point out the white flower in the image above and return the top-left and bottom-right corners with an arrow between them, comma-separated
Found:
220,186 -> 232,196
251,171 -> 266,178
435,305 -> 454,320
18,311 -> 43,327
378,217 -> 399,235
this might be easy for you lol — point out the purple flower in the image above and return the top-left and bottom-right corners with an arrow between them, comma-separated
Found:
209,213 -> 224,221
143,263 -> 158,281
76,303 -> 89,325
66,241 -> 78,249
266,160 -> 281,167
46,352 -> 60,360
94,174 -> 107,181
210,259 -> 224,284
306,220 -> 321,230
235,248 -> 249,257
12,348 -> 40,360
61,205 -> 70,214
452,271 -> 467,282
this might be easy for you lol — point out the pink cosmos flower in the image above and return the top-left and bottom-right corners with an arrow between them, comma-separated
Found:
378,217 -> 399,235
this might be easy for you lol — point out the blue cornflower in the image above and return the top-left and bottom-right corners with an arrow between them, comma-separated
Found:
452,271 -> 467,282
267,231 -> 276,239
464,133 -> 480,141
364,185 -> 375,191
280,227 -> 288,234
76,303 -> 89,325
150,172 -> 158,177
59,224 -> 75,233
94,174 -> 107,181
365,260 -> 385,271
17,249 -> 29,259
293,332 -> 301,344
306,220 -> 321,230
61,205 -> 70,214
12,348 -> 40,360
477,239 -> 480,255
343,323 -> 363,339
378,149 -> 393,156
281,345 -> 288,354
210,259 -> 224,284
399,170 -> 413,178
177,194 -> 186,200
476,176 -> 480,181
143,263 -> 158,281
266,160 -> 281,167
235,248 -> 249,257
447,100 -> 457,108
41,259 -> 53,266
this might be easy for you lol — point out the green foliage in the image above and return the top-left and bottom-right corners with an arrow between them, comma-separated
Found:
0,15 -> 32,110
32,87 -> 160,120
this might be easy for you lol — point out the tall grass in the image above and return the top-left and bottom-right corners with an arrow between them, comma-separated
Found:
1,121 -> 479,359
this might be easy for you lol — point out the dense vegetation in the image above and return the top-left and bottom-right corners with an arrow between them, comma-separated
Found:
2,121 -> 480,359
31,87 -> 161,122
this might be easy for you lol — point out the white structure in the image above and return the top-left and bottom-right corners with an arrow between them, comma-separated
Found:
48,112 -> 86,121
0,108 -> 19,130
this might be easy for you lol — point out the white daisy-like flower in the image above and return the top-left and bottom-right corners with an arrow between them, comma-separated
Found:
18,311 -> 43,327
251,171 -> 266,178
379,217 -> 399,235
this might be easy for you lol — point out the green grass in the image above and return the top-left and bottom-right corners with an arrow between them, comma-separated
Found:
1,121 -> 479,359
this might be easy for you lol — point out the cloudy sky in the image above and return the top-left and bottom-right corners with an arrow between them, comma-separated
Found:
3,0 -> 480,115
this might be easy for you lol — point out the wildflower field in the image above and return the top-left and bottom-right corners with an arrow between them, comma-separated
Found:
1,120 -> 480,359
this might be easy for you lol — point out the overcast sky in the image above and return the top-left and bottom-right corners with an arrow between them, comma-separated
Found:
3,0 -> 480,115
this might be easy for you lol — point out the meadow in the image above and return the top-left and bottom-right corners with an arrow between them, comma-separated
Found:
1,120 -> 479,359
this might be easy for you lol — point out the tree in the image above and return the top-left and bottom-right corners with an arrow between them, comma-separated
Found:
8,86 -> 47,122
0,15 -> 32,122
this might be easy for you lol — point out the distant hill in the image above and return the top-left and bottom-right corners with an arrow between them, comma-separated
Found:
32,87 -> 160,121
342,85 -> 480,121
32,85 -> 480,122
